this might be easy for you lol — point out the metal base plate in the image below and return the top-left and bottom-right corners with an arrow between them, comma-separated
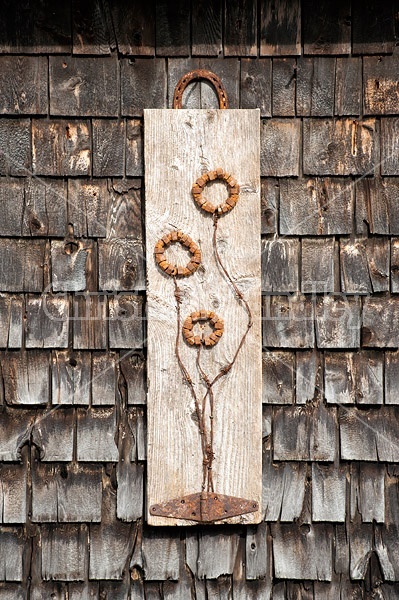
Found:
150,492 -> 259,523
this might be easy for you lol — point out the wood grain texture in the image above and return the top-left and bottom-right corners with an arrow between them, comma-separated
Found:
381,118 -> 399,175
341,238 -> 389,294
262,239 -> 299,293
41,524 -> 88,581
296,58 -> 335,117
224,0 -> 257,56
155,0 -> 190,57
111,0 -> 155,55
260,0 -> 301,56
335,57 -> 361,116
302,0 -> 351,55
92,119 -> 125,176
363,297 -> 399,347
301,238 -> 335,293
352,0 -> 395,55
191,0 -> 222,56
324,351 -> 383,405
72,0 -> 114,55
261,119 -> 300,177
0,56 -> 47,114
272,58 -> 296,117
0,119 -> 30,176
121,58 -> 167,117
145,109 -> 261,525
240,59 -> 271,117
350,463 -> 385,523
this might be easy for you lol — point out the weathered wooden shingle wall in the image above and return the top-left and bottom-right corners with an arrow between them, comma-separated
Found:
0,0 -> 398,597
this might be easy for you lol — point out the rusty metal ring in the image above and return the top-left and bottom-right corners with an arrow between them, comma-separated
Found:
192,168 -> 239,215
154,231 -> 201,277
182,310 -> 224,347
173,70 -> 229,109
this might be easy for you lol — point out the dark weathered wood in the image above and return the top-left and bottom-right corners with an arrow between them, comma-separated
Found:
363,297 -> 399,348
195,530 -> 240,580
99,239 -> 145,292
119,352 -> 146,405
260,0 -> 301,56
347,522 -> 373,580
41,525 -> 88,581
297,58 -> 335,117
67,179 -> 110,238
32,408 -> 74,462
271,523 -> 333,580
262,351 -> 294,405
340,407 -> 399,462
73,294 -> 107,350
381,119 -> 399,175
0,240 -> 45,292
89,479 -> 136,580
2,350 -> 49,405
312,464 -> 346,522
111,0 -> 155,55
262,451 -> 307,520
263,295 -> 315,349
0,295 -> 23,349
280,178 -> 352,236
142,529 -> 180,581
23,178 -> 67,238
261,178 -> 278,234
296,350 -> 320,405
51,350 -> 91,405
0,463 -> 27,523
0,179 -> 24,236
0,527 -> 24,581
126,119 -> 143,177
392,239 -> 399,293
92,120 -> 125,177
155,0 -> 190,57
69,582 -> 100,599
352,0 -> 395,54
106,181 -> 142,239
261,119 -> 300,177
192,0 -> 222,56
0,0 -> 71,54
116,462 -> 144,522
240,59 -> 271,117
302,0 -> 351,54
325,351 -> 383,405
224,0 -> 257,56
0,408 -> 38,462
245,522 -> 268,580
25,295 -> 69,348
385,351 -> 399,404
315,296 -> 361,349
72,0 -> 114,55
129,407 -> 146,462
0,119 -> 30,176
350,463 -> 385,523
32,120 -> 91,177
109,294 -> 143,349
301,238 -> 335,293
31,463 -> 102,523
51,240 -> 90,292
340,239 -> 372,294
274,403 -> 337,461
50,56 -> 118,117
303,118 -> 376,176
364,56 -> 399,116
76,408 -> 118,462
355,177 -> 399,235
92,352 -> 117,406
121,58 -> 167,117
0,56 -> 47,114
335,57 -> 362,116
272,58 -> 296,117
262,239 -> 299,293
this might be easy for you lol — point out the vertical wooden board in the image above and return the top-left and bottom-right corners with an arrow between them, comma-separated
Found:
260,0 -> 301,56
145,109 -> 261,525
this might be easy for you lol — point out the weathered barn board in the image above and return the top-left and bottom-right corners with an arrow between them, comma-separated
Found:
72,0 -> 114,55
145,109 -> 261,525
272,58 -> 296,117
335,57 -> 361,116
261,118 -> 300,176
191,0 -> 222,57
261,239 -> 299,292
324,351 -> 383,405
224,0 -> 257,56
350,463 -> 385,523
352,0 -> 396,54
41,524 -> 88,581
260,0 -> 301,56
263,295 -> 315,349
302,0 -> 351,55
121,59 -> 167,117
92,119 -> 125,176
260,179 -> 278,234
32,119 -> 91,177
0,56 -> 47,115
155,0 -> 190,57
296,57 -> 335,117
301,238 -> 335,293
240,59 -> 271,117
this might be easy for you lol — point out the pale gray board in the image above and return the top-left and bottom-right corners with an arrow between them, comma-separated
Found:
144,109 -> 262,525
